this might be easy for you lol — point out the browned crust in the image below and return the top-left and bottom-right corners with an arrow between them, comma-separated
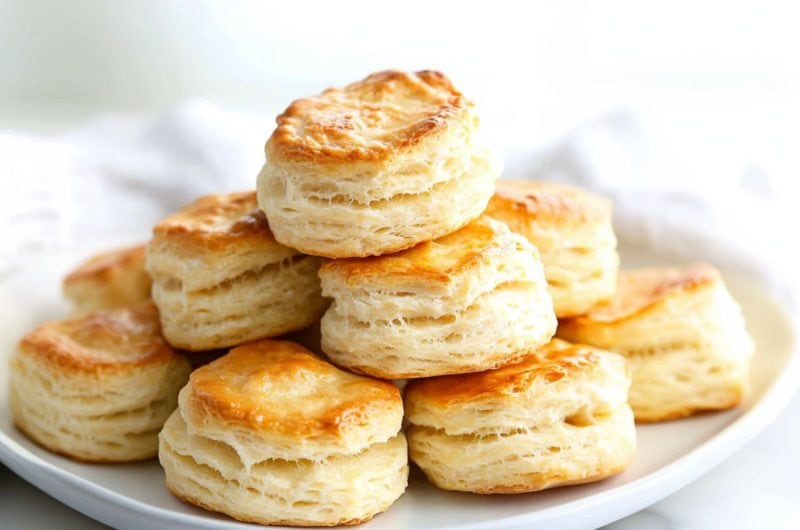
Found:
13,421 -> 156,464
164,479 -> 379,527
62,244 -> 146,284
567,264 -> 721,324
487,180 -> 612,225
404,339 -> 603,405
185,339 -> 401,439
151,191 -> 281,253
16,302 -> 179,372
266,70 -> 470,164
319,216 -> 500,285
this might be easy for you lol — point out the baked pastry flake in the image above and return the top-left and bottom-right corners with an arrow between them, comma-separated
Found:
145,191 -> 327,351
9,302 -> 191,462
557,264 -> 754,421
258,70 -> 500,258
159,339 -> 408,526
63,244 -> 151,314
485,179 -> 619,317
319,216 -> 557,378
404,338 -> 636,493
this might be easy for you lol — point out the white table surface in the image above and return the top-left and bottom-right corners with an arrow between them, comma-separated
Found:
3,388 -> 800,529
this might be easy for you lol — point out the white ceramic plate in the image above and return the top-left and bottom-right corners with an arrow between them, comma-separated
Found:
1,235 -> 798,530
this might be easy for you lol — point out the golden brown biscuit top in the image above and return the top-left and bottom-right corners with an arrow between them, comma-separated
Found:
405,339 -> 605,405
17,302 -> 177,371
62,244 -> 146,285
577,264 -> 721,323
266,70 -> 471,163
487,180 -> 612,224
320,216 -> 516,284
184,339 -> 401,438
151,191 -> 283,252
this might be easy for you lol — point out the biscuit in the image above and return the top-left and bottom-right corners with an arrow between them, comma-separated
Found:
404,339 -> 636,493
557,264 -> 754,422
145,191 -> 328,351
258,70 -> 500,258
62,244 -> 151,314
9,302 -> 191,462
158,339 -> 408,526
319,216 -> 557,379
485,180 -> 619,317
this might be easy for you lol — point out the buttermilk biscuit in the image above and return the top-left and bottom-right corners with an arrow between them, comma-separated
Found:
9,302 -> 191,462
558,264 -> 754,422
145,191 -> 327,351
405,339 -> 636,493
258,70 -> 501,258
159,339 -> 408,527
485,180 -> 619,317
320,216 -> 556,379
62,244 -> 151,314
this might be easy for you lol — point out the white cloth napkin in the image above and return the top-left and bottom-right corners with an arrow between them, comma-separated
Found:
0,100 -> 269,274
503,110 -> 799,305
1,101 -> 797,305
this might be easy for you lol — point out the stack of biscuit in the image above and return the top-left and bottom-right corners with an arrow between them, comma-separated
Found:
7,69 -> 755,527
255,69 -> 635,499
